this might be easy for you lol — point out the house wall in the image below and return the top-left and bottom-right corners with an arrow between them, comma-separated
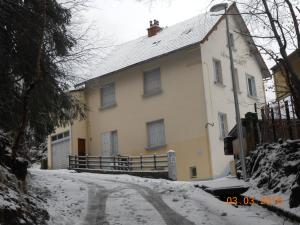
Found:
47,90 -> 87,169
200,15 -> 266,178
274,55 -> 300,100
84,46 -> 213,181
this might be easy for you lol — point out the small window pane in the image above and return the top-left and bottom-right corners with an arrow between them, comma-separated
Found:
147,120 -> 165,148
233,68 -> 240,91
101,83 -> 116,107
63,131 -> 70,138
213,59 -> 223,84
57,133 -> 63,140
51,135 -> 57,141
246,74 -> 257,97
229,33 -> 235,48
144,68 -> 161,95
190,167 -> 197,178
218,112 -> 228,139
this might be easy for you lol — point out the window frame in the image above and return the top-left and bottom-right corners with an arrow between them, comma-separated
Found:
100,82 -> 116,109
218,112 -> 228,139
246,74 -> 257,98
143,67 -> 162,97
233,68 -> 240,92
190,166 -> 197,178
146,119 -> 166,149
213,58 -> 224,85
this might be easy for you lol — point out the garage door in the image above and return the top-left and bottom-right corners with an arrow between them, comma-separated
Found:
52,138 -> 70,169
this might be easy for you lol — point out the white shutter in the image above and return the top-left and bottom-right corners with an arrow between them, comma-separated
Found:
148,120 -> 165,147
144,68 -> 161,95
111,131 -> 118,156
101,83 -> 115,107
101,132 -> 111,156
213,59 -> 223,84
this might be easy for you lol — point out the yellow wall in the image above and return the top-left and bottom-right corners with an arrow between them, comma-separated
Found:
274,54 -> 300,100
84,47 -> 212,181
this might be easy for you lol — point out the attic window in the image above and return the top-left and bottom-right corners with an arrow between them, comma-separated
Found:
152,40 -> 161,46
182,28 -> 192,35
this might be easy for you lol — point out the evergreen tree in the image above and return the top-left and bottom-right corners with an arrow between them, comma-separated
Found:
0,0 -> 85,160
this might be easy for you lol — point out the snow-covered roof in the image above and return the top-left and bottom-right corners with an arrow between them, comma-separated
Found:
88,12 -> 221,80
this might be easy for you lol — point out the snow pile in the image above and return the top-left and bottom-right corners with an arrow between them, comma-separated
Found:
0,164 -> 49,224
238,140 -> 300,209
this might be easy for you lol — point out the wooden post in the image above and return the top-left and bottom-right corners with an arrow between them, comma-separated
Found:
113,156 -> 116,170
99,156 -> 102,169
140,154 -> 143,170
68,155 -> 71,169
127,156 -> 130,171
254,103 -> 257,113
285,100 -> 293,139
154,154 -> 157,170
75,155 -> 78,169
271,108 -> 277,142
86,154 -> 88,169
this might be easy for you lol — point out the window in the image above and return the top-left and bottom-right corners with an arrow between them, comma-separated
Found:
101,130 -> 118,156
147,119 -> 165,148
190,167 -> 197,178
213,58 -> 223,85
228,32 -> 235,48
218,112 -> 228,139
246,74 -> 257,97
233,68 -> 240,92
144,68 -> 161,96
101,82 -> 116,108
51,131 -> 70,142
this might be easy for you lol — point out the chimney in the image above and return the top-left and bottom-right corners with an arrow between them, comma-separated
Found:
147,19 -> 162,37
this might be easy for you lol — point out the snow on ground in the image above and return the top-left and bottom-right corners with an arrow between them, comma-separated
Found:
196,176 -> 300,218
29,169 -> 299,225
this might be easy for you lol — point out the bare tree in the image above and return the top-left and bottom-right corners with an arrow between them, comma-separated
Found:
231,0 -> 300,117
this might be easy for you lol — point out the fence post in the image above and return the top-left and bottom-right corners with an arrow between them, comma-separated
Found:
285,100 -> 293,139
271,108 -> 277,141
154,154 -> 157,170
68,155 -> 71,169
167,150 -> 177,181
99,156 -> 102,169
86,154 -> 88,169
75,155 -> 78,168
140,154 -> 143,170
127,156 -> 130,171
113,156 -> 116,170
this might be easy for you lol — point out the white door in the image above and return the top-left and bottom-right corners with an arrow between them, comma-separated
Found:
52,138 -> 70,169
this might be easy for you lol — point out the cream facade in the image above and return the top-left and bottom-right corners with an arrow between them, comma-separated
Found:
48,5 -> 269,180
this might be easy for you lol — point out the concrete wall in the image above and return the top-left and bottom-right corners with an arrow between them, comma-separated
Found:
84,46 -> 213,181
200,15 -> 266,178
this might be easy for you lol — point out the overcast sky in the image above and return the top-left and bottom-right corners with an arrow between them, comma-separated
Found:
78,0 -> 275,100
84,0 -> 219,44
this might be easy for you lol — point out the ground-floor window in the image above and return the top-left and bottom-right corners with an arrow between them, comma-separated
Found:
190,166 -> 197,178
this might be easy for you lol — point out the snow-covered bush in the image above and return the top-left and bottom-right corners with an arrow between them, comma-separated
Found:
237,140 -> 300,208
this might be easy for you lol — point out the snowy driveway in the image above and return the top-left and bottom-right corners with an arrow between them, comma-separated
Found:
28,169 -> 297,225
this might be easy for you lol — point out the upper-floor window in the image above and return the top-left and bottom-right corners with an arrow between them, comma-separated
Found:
146,119 -> 165,149
218,112 -> 228,139
229,32 -> 235,48
101,82 -> 116,108
246,74 -> 257,98
213,58 -> 223,85
233,68 -> 240,92
144,68 -> 161,96
101,130 -> 118,156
